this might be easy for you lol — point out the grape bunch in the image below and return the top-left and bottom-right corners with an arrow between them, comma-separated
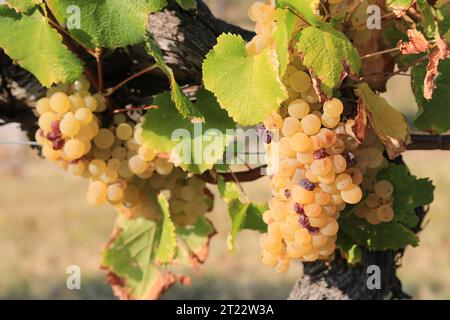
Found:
35,77 -> 210,226
247,2 -> 392,272
355,180 -> 395,225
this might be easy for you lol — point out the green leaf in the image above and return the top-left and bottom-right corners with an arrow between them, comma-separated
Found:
296,26 -> 361,98
174,0 -> 196,10
378,163 -> 434,228
412,59 -> 450,133
154,194 -> 177,264
218,178 -> 267,251
355,83 -> 410,159
416,0 -> 438,37
272,8 -> 298,76
102,195 -> 183,299
386,0 -> 414,11
227,200 -> 268,251
336,231 -> 362,264
339,213 -> 419,251
275,0 -> 324,26
142,89 -> 236,173
102,217 -> 160,299
217,176 -> 241,201
203,33 -> 287,126
46,0 -> 162,49
0,6 -> 83,87
5,0 -> 40,12
175,217 -> 216,268
145,38 -> 202,120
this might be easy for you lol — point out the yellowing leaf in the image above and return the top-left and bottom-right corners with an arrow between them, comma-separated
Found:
203,33 -> 287,126
355,83 -> 411,159
296,26 -> 361,99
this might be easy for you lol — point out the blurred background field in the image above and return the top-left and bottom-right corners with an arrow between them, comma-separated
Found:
0,0 -> 450,300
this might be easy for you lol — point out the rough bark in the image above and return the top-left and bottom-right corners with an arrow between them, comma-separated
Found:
0,0 -> 427,300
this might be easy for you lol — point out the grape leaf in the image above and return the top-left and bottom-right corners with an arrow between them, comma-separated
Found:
336,231 -> 362,264
5,0 -> 40,12
416,0 -> 438,37
275,0 -> 324,26
45,0 -> 164,49
226,200 -> 268,251
0,6 -> 83,87
154,194 -> 177,264
203,33 -> 287,126
218,177 -> 268,251
339,213 -> 419,251
145,38 -> 202,120
386,0 -> 414,11
272,8 -> 298,76
296,26 -> 361,99
141,89 -> 236,174
378,163 -> 435,228
102,195 -> 184,300
174,0 -> 196,10
355,83 -> 411,159
217,176 -> 241,201
412,58 -> 450,133
174,218 -> 216,268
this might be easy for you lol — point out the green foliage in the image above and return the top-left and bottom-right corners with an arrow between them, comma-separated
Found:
416,0 -> 438,37
46,0 -> 162,49
275,0 -> 324,26
141,90 -> 236,174
154,195 -> 177,264
272,8 -> 298,76
386,0 -> 414,10
5,0 -> 40,12
340,164 -> 434,252
145,38 -> 202,120
175,0 -> 197,10
101,195 -> 186,299
296,26 -> 361,98
0,6 -> 83,87
218,177 -> 268,251
175,218 -> 216,268
336,232 -> 362,264
339,213 -> 419,251
203,33 -> 287,126
412,59 -> 450,133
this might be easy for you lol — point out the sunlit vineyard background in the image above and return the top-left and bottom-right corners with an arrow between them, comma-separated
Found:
0,0 -> 449,299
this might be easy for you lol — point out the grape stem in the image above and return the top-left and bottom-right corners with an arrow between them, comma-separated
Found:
228,168 -> 249,201
104,64 -> 159,97
45,16 -> 96,57
95,48 -> 104,93
112,105 -> 158,114
361,48 -> 400,60
197,166 -> 267,184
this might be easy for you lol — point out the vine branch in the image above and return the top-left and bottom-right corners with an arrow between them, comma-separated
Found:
104,64 -> 158,97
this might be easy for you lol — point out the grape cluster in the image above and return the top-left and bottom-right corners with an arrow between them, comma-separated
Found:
355,180 -> 395,225
35,77 -> 210,226
247,2 -> 392,272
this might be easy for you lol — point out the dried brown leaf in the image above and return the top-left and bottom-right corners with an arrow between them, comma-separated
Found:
424,36 -> 450,100
398,29 -> 429,54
